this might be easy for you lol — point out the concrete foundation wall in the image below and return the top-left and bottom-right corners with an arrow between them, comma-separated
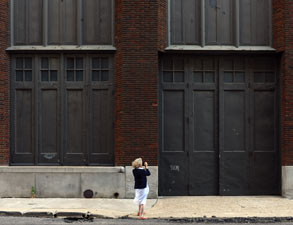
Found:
282,166 -> 293,198
0,166 -> 158,198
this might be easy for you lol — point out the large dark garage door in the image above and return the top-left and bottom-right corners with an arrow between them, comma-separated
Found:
11,54 -> 114,165
159,55 -> 280,195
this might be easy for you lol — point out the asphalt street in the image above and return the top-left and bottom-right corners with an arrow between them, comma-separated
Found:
2,217 -> 293,225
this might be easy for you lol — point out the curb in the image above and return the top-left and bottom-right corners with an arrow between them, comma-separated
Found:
0,211 -> 22,217
0,211 -> 116,219
1,211 -> 293,223
23,212 -> 54,218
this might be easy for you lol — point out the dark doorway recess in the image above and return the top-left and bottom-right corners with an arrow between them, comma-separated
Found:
11,54 -> 114,166
159,55 -> 280,196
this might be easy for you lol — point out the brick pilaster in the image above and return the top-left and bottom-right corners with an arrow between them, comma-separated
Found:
114,0 -> 168,166
0,0 -> 10,165
273,0 -> 293,165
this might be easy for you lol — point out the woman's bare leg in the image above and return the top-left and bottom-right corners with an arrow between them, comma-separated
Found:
139,204 -> 143,217
139,204 -> 147,219
137,205 -> 141,216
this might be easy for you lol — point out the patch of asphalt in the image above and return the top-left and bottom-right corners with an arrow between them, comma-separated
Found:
163,217 -> 293,223
55,212 -> 87,218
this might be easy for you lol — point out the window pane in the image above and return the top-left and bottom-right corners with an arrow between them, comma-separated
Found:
76,71 -> 83,81
224,72 -> 233,83
16,71 -> 23,81
266,72 -> 275,83
174,72 -> 184,82
50,58 -> 59,70
76,58 -> 83,69
67,71 -> 74,81
50,70 -> 57,81
254,72 -> 266,83
41,58 -> 49,69
92,58 -> 100,69
193,72 -> 203,83
92,71 -> 100,81
41,71 -> 49,81
24,58 -> 32,69
234,72 -> 245,83
204,72 -> 215,83
16,58 -> 23,69
101,58 -> 108,69
163,72 -> 173,82
101,71 -> 109,81
25,71 -> 32,81
67,58 -> 74,69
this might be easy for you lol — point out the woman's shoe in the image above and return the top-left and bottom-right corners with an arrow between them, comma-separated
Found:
139,216 -> 148,220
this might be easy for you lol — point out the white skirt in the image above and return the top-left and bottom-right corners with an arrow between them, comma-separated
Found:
133,185 -> 149,205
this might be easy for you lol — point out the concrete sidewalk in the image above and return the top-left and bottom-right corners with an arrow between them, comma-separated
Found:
0,196 -> 293,219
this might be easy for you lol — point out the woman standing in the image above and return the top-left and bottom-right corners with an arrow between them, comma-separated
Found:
132,158 -> 151,220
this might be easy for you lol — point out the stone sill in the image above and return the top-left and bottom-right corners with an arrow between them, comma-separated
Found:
0,166 -> 125,173
6,45 -> 116,51
166,45 -> 276,52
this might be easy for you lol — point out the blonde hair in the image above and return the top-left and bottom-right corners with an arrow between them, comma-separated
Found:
132,158 -> 143,168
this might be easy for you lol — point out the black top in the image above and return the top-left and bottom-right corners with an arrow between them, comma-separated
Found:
133,168 -> 151,189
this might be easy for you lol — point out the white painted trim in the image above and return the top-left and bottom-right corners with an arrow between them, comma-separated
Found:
6,45 -> 117,51
165,45 -> 276,51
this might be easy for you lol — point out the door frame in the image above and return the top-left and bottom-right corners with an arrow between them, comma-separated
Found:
10,53 -> 115,166
158,53 -> 281,196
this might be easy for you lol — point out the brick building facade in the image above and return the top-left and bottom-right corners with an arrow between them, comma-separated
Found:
0,0 -> 293,198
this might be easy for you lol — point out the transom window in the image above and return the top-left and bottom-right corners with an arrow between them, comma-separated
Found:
254,72 -> 275,83
193,58 -> 215,83
223,58 -> 245,83
91,57 -> 110,82
162,58 -> 185,83
15,57 -> 33,82
169,0 -> 272,47
40,57 -> 59,82
11,0 -> 113,46
66,57 -> 84,82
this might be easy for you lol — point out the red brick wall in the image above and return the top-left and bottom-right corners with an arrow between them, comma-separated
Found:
0,0 -> 10,165
158,0 -> 167,51
114,0 -> 167,166
273,0 -> 285,51
273,0 -> 293,166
